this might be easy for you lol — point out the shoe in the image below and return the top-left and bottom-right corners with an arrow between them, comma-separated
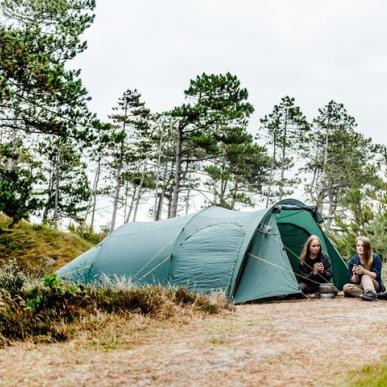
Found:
360,290 -> 377,301
377,291 -> 387,300
308,292 -> 320,299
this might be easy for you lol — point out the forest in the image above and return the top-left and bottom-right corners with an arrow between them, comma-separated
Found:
0,0 -> 386,260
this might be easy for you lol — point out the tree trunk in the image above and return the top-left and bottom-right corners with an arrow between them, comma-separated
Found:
155,185 -> 166,220
132,163 -> 147,222
155,162 -> 171,220
132,189 -> 144,222
167,183 -> 173,218
170,125 -> 183,218
87,158 -> 101,229
213,182 -> 218,205
220,180 -> 228,205
153,126 -> 165,220
185,188 -> 190,215
53,163 -> 60,227
231,181 -> 239,209
265,140 -> 276,208
326,188 -> 334,228
326,187 -> 339,228
110,155 -> 123,232
111,102 -> 129,231
317,119 -> 331,203
125,184 -> 137,223
279,109 -> 288,201
42,170 -> 54,223
123,179 -> 129,224
308,141 -> 320,202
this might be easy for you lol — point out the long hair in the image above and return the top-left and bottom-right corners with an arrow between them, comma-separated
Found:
356,236 -> 373,269
300,235 -> 322,265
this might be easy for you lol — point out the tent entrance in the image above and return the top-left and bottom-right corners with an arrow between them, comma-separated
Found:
276,222 -> 311,277
274,207 -> 348,290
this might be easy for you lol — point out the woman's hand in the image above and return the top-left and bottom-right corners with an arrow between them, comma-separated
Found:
353,265 -> 364,275
313,263 -> 324,275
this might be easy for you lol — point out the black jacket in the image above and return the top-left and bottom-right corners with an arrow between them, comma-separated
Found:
299,252 -> 332,285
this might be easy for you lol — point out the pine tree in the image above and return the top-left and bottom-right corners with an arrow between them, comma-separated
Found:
0,140 -> 42,227
305,101 -> 380,225
107,89 -> 151,231
40,138 -> 90,226
203,126 -> 270,209
169,72 -> 254,217
0,0 -> 96,140
259,96 -> 310,206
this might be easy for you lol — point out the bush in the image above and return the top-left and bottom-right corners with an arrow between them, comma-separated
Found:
0,261 -> 27,296
0,272 -> 231,346
68,224 -> 106,245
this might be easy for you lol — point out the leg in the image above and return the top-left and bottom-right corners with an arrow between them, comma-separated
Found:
299,282 -> 319,294
299,282 -> 315,294
361,274 -> 379,293
359,275 -> 379,301
299,282 -> 320,298
343,283 -> 363,298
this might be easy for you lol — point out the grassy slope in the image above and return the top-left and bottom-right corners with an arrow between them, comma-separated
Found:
0,215 -> 94,271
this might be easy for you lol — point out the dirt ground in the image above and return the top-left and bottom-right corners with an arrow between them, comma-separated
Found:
1,296 -> 387,386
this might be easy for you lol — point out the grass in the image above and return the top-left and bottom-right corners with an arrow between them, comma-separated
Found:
0,214 -> 102,274
341,358 -> 387,386
0,263 -> 232,347
0,215 -> 232,348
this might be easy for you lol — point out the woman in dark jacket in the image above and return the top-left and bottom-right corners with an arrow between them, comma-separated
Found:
343,236 -> 384,301
298,235 -> 332,295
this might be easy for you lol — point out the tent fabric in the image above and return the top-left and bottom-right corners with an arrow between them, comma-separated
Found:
234,215 -> 301,303
57,199 -> 348,303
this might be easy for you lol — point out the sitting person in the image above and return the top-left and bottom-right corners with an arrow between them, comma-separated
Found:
298,235 -> 333,295
343,236 -> 384,301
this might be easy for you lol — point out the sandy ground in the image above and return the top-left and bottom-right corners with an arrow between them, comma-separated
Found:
1,297 -> 387,386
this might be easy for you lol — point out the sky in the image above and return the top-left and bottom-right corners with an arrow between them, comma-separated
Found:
72,0 -> 387,146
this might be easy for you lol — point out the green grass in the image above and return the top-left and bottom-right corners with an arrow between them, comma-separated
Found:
342,361 -> 387,387
0,215 -> 101,274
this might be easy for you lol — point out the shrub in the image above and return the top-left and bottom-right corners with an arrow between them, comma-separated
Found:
0,273 -> 231,346
0,261 -> 26,296
68,224 -> 106,245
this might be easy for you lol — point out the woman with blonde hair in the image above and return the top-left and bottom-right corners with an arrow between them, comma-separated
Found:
343,236 -> 384,301
298,235 -> 332,296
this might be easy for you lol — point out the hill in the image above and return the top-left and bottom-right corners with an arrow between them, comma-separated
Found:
0,215 -> 100,273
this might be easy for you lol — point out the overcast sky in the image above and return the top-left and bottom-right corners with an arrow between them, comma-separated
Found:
72,0 -> 387,146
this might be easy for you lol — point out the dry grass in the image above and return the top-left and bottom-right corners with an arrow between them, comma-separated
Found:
0,263 -> 232,347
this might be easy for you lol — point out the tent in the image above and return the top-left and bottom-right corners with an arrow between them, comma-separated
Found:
57,199 -> 348,303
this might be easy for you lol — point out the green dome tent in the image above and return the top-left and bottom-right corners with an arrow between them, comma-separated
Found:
57,199 -> 348,303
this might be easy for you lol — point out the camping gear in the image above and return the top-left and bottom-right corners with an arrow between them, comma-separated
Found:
57,199 -> 348,303
319,283 -> 338,299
